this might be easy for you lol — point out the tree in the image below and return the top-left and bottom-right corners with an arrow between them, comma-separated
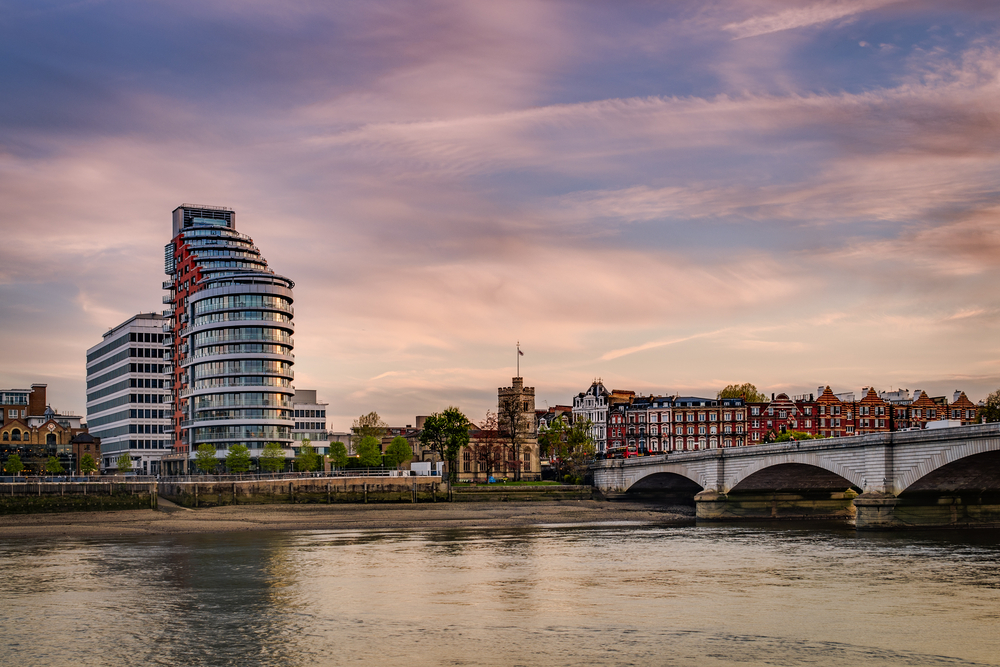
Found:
226,444 -> 252,473
296,441 -> 320,472
537,417 -> 567,459
45,456 -> 65,475
356,435 -> 383,467
117,452 -> 133,474
773,430 -> 823,443
472,411 -> 504,482
384,436 -> 413,469
329,441 -> 349,469
260,442 -> 286,473
352,411 -> 388,442
718,383 -> 768,403
80,453 -> 98,475
497,394 -> 532,481
5,453 -> 24,476
979,388 -> 1000,423
418,407 -> 471,484
194,444 -> 217,473
562,419 -> 596,482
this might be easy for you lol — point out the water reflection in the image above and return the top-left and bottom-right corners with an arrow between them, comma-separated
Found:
1,524 -> 1000,666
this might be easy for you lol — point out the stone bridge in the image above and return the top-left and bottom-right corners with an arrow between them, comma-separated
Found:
592,422 -> 1000,529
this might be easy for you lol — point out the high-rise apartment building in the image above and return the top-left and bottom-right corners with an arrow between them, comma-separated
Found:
163,204 -> 295,472
85,313 -> 171,473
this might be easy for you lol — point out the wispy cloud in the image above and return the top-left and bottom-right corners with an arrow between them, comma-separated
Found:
723,0 -> 900,39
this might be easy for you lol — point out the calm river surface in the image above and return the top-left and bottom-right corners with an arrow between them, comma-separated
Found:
2,521 -> 1000,666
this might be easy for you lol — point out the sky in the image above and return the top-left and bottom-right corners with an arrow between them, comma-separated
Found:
2,0 -> 1000,429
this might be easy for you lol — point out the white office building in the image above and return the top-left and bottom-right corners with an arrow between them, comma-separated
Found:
86,313 -> 172,474
292,389 -> 330,455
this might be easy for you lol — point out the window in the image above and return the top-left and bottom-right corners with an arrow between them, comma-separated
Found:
751,407 -> 760,416
767,407 -> 774,416
686,426 -> 694,435
752,420 -> 759,429
7,409 -> 15,418
724,412 -> 732,421
805,407 -> 812,416
735,413 -> 743,421
687,413 -> 694,422
698,426 -> 706,435
11,429 -> 20,441
709,413 -> 717,421
698,413 -> 706,422
724,425 -> 732,434
779,410 -> 787,419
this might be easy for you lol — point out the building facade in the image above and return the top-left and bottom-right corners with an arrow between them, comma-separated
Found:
163,204 -> 296,472
573,380 -> 610,453
292,389 -> 329,457
86,314 -> 172,473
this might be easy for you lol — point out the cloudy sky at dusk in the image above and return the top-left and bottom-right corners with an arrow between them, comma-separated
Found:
2,0 -> 1000,428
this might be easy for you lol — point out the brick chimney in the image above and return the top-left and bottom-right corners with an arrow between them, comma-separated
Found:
28,384 -> 47,417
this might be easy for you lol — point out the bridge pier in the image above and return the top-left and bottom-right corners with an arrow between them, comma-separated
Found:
695,489 -> 858,522
854,492 -> 1000,530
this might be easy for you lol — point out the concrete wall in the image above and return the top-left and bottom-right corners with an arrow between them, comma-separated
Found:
159,477 -> 447,507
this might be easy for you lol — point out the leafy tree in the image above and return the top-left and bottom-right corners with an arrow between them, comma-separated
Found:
226,444 -> 252,473
352,411 -> 388,442
979,388 -> 1000,423
356,435 -> 383,467
117,452 -> 133,474
418,407 -> 471,483
472,411 -> 504,482
718,383 -> 768,403
5,453 -> 24,476
259,442 -> 286,473
194,444 -> 217,473
773,430 -> 824,443
80,453 -> 98,475
296,441 -> 320,472
45,456 -> 65,475
497,394 -> 532,481
384,436 -> 413,469
543,419 -> 595,481
537,417 -> 567,459
329,441 -> 349,468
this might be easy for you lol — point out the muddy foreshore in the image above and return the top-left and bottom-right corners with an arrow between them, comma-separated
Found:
0,499 -> 694,539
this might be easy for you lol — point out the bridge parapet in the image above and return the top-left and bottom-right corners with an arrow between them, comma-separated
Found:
592,423 -> 1000,528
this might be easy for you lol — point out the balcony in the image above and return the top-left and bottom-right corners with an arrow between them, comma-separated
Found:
162,281 -> 174,290
162,294 -> 174,304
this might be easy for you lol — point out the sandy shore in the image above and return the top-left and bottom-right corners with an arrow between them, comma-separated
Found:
0,499 -> 693,539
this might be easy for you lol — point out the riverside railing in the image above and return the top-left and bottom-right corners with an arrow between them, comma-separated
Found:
159,470 -> 440,483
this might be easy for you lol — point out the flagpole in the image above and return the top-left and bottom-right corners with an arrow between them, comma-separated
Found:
516,341 -> 520,377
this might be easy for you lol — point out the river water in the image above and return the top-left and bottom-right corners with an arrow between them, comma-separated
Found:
2,521 -> 999,666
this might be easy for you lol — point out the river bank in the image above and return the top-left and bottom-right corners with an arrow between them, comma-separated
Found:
0,499 -> 694,539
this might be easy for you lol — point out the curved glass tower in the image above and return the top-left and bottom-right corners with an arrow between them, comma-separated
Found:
164,205 -> 294,471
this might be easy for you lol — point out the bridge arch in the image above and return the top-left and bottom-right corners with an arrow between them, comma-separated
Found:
729,462 -> 860,494
724,454 -> 864,493
627,471 -> 703,493
900,448 -> 1000,496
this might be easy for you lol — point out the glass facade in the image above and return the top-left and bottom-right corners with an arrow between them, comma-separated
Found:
166,205 -> 295,461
